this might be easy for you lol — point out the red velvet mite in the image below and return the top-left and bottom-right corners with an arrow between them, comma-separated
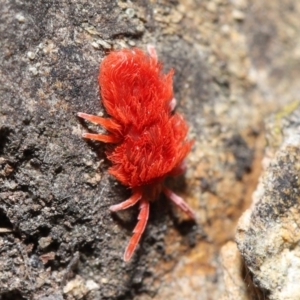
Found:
78,46 -> 195,261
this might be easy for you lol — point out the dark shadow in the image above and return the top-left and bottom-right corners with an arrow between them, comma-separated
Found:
0,126 -> 11,155
0,290 -> 26,300
242,260 -> 269,300
0,209 -> 13,230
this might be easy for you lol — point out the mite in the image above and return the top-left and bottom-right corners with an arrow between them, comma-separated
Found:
78,46 -> 195,261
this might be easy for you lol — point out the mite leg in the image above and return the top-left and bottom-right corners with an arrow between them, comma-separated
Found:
82,133 -> 119,143
147,44 -> 157,62
163,187 -> 196,220
169,97 -> 177,111
77,112 -> 121,132
123,198 -> 149,262
109,190 -> 142,212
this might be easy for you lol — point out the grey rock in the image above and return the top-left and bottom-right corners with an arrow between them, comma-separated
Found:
236,104 -> 300,300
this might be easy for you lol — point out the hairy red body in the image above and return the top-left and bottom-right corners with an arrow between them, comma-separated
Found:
78,47 -> 195,261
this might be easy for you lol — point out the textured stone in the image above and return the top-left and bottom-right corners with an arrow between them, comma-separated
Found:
236,104 -> 300,300
63,275 -> 89,299
1,0 -> 300,299
220,241 -> 247,300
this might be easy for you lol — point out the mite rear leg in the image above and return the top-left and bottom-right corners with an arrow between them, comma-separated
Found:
124,198 -> 149,262
163,187 -> 196,220
109,190 -> 142,212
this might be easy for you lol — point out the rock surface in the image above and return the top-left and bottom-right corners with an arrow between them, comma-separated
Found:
220,241 -> 248,300
236,104 -> 300,300
1,0 -> 300,299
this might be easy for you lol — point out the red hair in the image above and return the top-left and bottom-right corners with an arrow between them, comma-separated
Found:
78,47 -> 195,261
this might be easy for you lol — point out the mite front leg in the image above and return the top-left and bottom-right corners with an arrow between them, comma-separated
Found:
147,44 -> 157,62
77,112 -> 121,132
82,132 -> 119,143
77,112 -> 121,143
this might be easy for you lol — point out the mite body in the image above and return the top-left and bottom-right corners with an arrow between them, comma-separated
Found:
78,46 -> 195,261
